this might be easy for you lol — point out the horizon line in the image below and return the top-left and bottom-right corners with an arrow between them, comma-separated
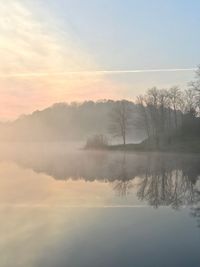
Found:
0,67 -> 197,77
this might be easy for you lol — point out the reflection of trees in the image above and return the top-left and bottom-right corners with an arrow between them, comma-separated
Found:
138,157 -> 200,208
113,180 -> 133,197
137,165 -> 199,209
4,145 -> 200,214
191,206 -> 200,228
110,155 -> 200,208
3,145 -> 200,227
111,155 -> 200,227
190,190 -> 200,228
111,154 -> 133,196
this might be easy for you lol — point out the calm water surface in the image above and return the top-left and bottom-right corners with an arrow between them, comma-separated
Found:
0,143 -> 199,267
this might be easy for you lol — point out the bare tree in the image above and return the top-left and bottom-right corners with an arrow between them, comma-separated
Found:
135,87 -> 189,146
136,95 -> 151,139
177,88 -> 199,123
145,87 -> 160,138
109,100 -> 132,145
189,65 -> 200,113
189,65 -> 200,92
136,88 -> 169,145
168,86 -> 182,129
157,89 -> 169,134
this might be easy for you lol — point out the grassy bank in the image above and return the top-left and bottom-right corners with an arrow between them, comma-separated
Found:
107,138 -> 200,153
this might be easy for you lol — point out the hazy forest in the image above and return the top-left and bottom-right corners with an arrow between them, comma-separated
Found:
1,67 -> 200,152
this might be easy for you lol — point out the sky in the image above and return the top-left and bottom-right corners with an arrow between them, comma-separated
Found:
0,0 -> 200,120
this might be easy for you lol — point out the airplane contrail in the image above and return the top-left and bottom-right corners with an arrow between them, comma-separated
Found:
0,204 -> 189,209
0,67 -> 196,77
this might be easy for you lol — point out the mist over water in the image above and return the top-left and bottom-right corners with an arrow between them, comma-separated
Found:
1,0 -> 200,266
0,142 -> 199,267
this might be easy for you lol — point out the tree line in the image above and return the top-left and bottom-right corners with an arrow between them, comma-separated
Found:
109,66 -> 200,147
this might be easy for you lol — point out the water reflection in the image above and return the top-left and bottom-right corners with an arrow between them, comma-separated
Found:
1,143 -> 200,209
0,143 -> 200,266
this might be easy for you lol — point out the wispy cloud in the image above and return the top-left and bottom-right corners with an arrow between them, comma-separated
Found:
0,1 -> 196,120
0,1 -> 111,119
0,68 -> 196,78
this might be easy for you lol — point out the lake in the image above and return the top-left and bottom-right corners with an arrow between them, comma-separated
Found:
0,143 -> 199,267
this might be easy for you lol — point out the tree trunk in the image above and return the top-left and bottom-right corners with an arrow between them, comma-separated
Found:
174,106 -> 178,128
123,133 -> 126,146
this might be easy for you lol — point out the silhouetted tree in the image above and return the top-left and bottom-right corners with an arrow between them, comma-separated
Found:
189,65 -> 200,114
136,95 -> 151,139
109,100 -> 132,145
85,134 -> 108,149
168,86 -> 182,129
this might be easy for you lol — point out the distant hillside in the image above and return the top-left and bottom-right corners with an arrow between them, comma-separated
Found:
0,100 -> 145,142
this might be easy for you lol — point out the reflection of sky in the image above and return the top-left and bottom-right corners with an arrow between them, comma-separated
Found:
0,162 -> 140,207
0,156 -> 200,266
0,143 -> 199,208
1,1 -> 200,119
0,206 -> 199,267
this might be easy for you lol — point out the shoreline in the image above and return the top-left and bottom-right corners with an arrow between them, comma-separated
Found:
85,142 -> 200,154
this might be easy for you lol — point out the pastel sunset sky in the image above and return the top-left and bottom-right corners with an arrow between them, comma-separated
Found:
1,0 -> 200,120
